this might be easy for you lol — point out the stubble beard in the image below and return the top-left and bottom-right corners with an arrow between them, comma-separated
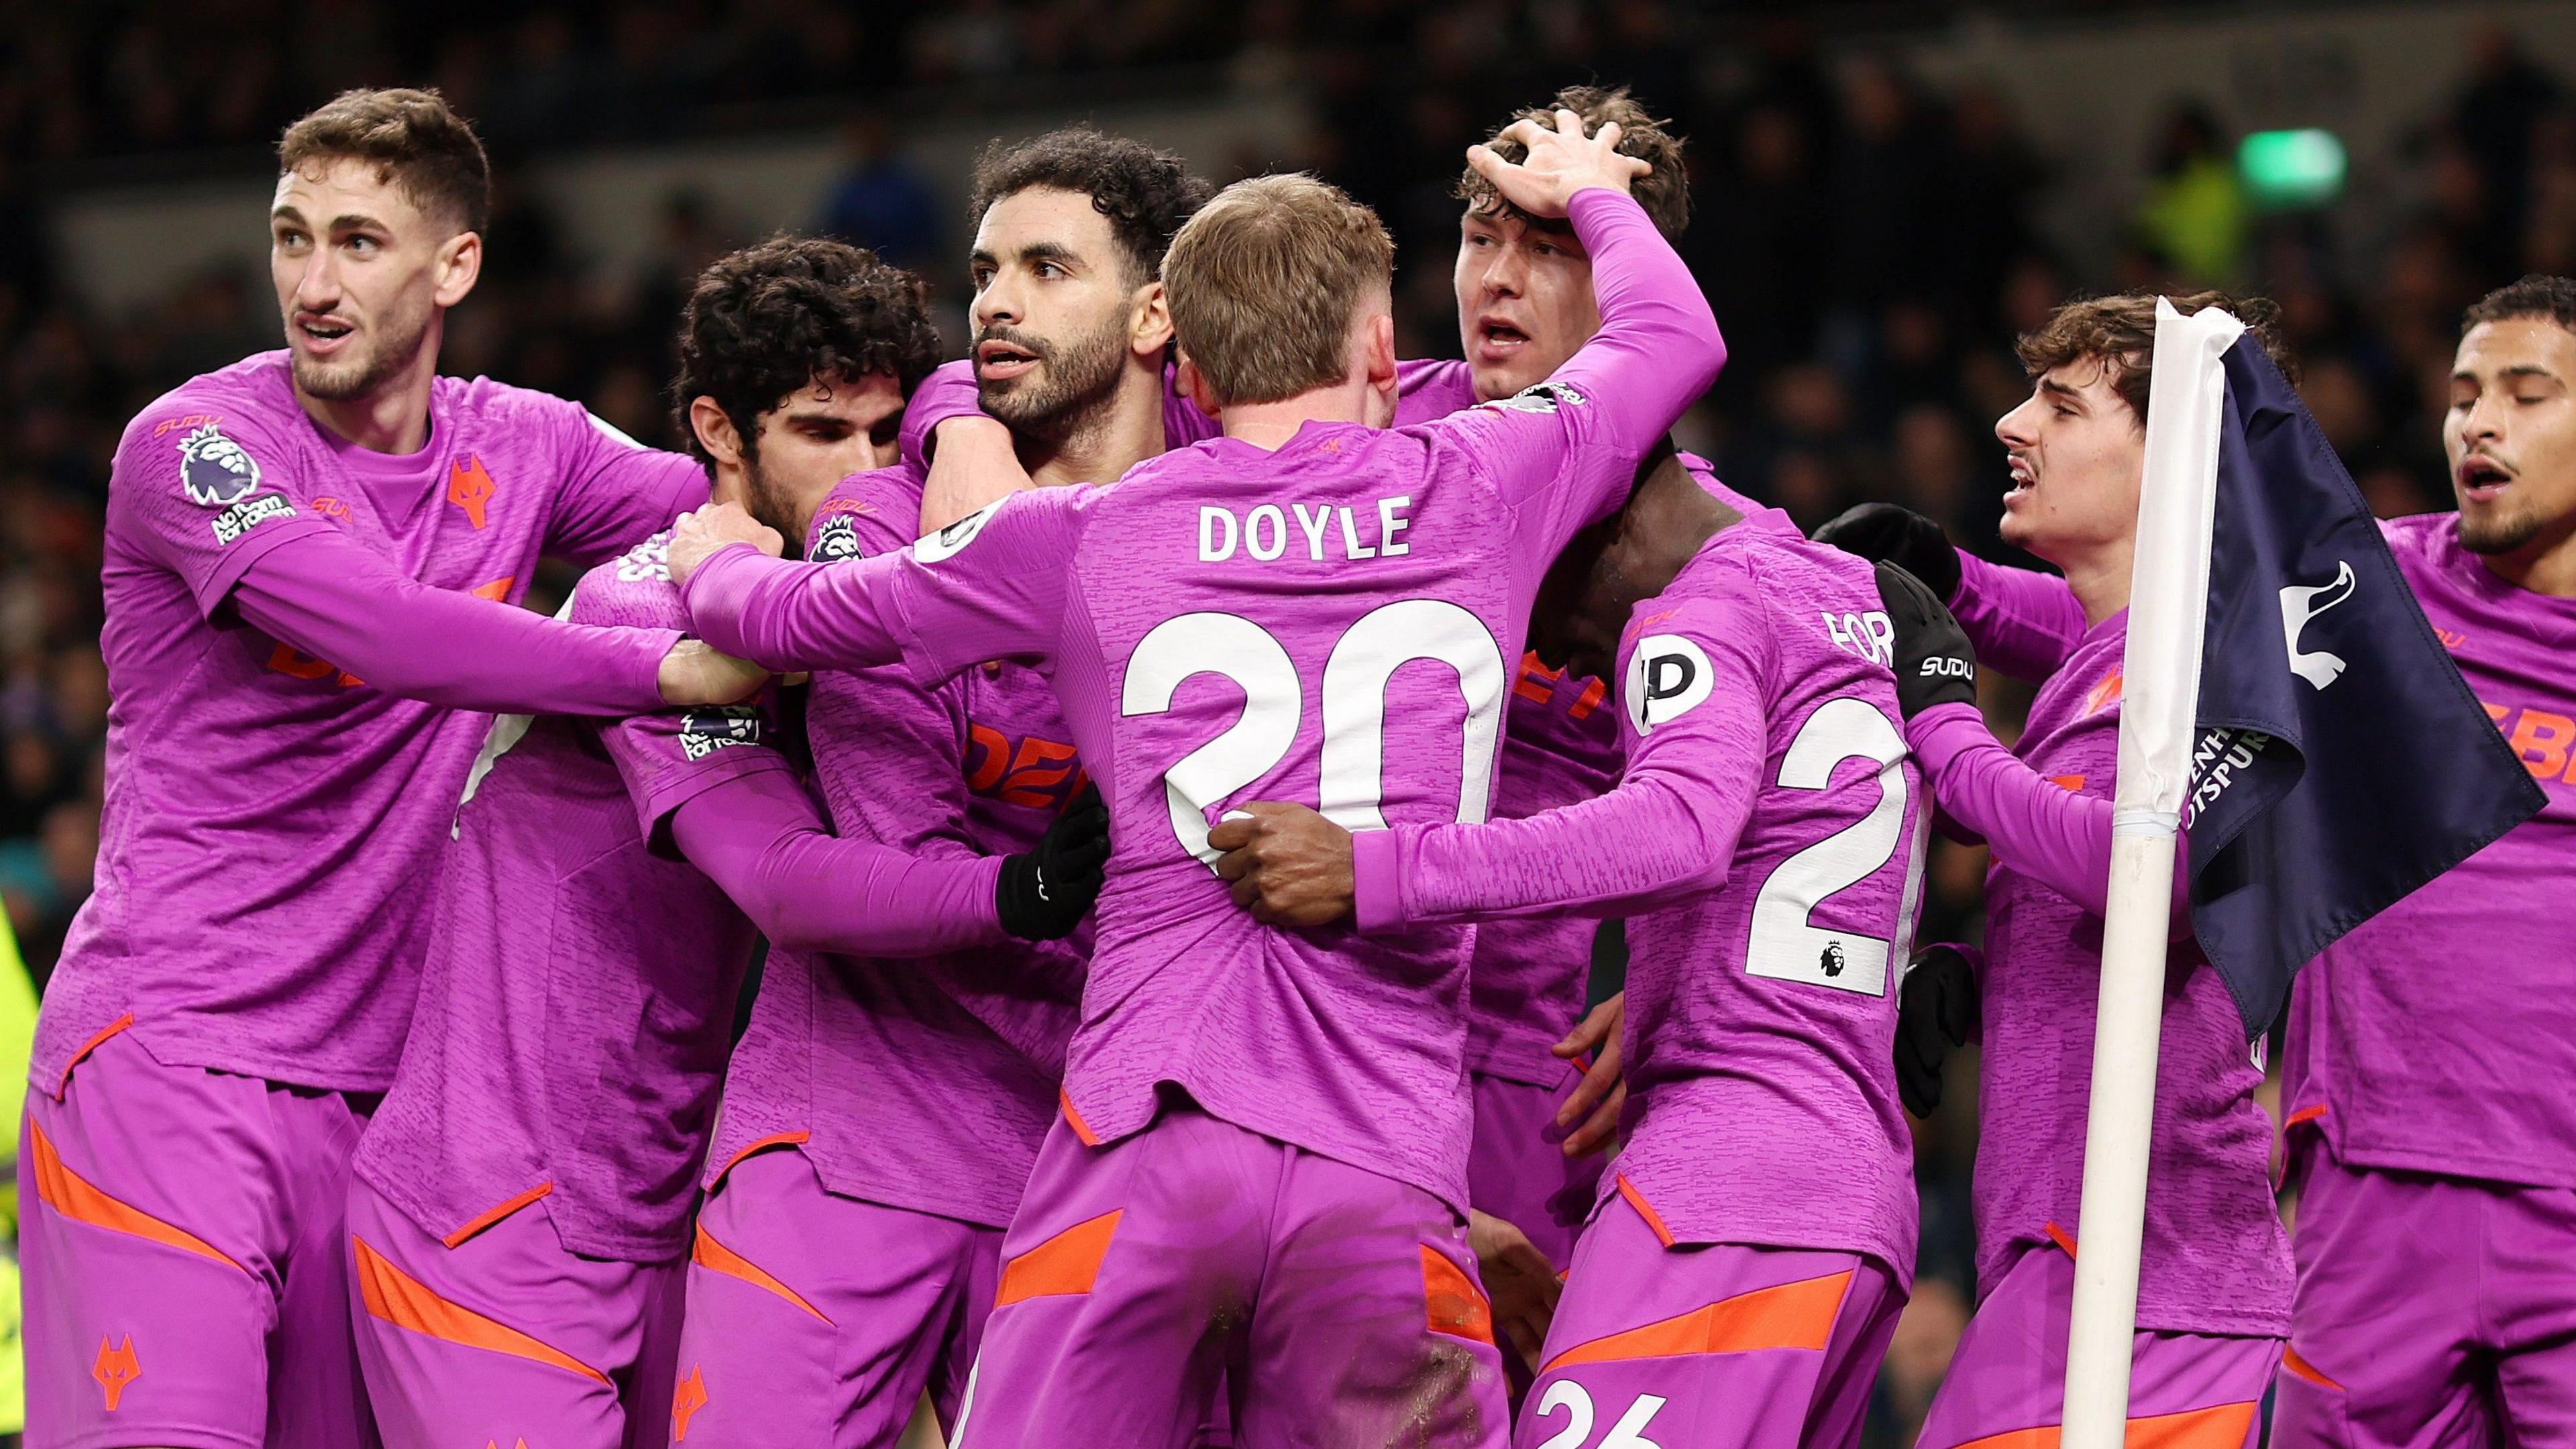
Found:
2457,498 -> 2544,556
289,299 -> 433,405
740,455 -> 807,559
977,310 -> 1130,446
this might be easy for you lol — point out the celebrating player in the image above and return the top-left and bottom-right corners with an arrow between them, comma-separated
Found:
1821,293 -> 2300,1449
1207,439 -> 1927,1448
17,87 -> 757,1449
665,111 -> 1719,1447
667,131 -> 1201,1448
336,237 -> 1103,1449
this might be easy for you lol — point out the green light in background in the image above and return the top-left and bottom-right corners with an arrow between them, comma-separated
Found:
2240,129 -> 2347,209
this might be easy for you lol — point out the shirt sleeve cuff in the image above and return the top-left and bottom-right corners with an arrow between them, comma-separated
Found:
192,517 -> 338,619
899,360 -> 987,471
635,749 -> 800,859
1350,826 -> 1408,935
1905,700 -> 1995,777
1564,186 -> 1649,242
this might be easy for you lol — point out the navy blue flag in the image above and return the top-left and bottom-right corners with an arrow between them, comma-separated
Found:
2184,337 -> 2547,1036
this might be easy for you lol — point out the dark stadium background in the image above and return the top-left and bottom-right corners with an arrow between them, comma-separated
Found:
1,1 -> 2569,1438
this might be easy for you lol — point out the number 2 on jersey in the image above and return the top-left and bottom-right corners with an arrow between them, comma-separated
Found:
1120,600 -> 1507,866
1744,696 -> 1928,996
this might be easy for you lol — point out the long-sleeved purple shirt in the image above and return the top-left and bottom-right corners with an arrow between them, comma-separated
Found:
1937,604 -> 2290,1336
1947,519 -> 2576,1189
1351,507 -> 1922,1274
683,186 -> 1722,1213
352,534 -> 1000,1260
705,466 -> 1091,1231
38,352 -> 708,1095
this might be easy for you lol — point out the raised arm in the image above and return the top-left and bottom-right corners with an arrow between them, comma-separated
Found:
229,528 -> 751,715
667,767 -> 1007,958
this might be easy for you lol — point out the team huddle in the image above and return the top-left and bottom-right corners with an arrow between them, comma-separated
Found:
17,76 -> 2576,1449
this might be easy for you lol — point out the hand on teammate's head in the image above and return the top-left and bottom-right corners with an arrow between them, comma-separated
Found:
1464,109 -> 1652,221
666,502 -> 786,588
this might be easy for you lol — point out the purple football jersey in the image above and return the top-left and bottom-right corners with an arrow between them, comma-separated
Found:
707,465 -> 1088,1230
1356,511 -> 1924,1272
38,352 -> 705,1095
2285,513 -> 2576,1187
684,187 -> 1720,1209
355,534 -> 784,1260
1975,613 -> 2292,1336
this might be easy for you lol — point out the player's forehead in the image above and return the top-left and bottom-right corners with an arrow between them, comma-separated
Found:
2032,356 -> 2123,409
1458,201 -> 1575,245
763,370 -> 904,429
2453,317 -> 2576,383
973,186 -> 1118,267
270,156 -> 429,233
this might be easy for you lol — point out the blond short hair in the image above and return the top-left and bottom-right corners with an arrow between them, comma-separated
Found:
1163,174 -> 1395,407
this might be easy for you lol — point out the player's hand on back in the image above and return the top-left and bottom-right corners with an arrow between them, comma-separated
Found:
656,639 -> 769,706
1208,803 -> 1354,926
1549,991 -> 1626,1158
1873,560 -> 1978,719
920,417 -> 1035,535
1812,502 -> 1960,602
666,502 -> 785,589
1466,1209 -> 1562,1364
1466,108 -> 1652,220
1894,943 -> 1981,1117
997,782 -> 1110,941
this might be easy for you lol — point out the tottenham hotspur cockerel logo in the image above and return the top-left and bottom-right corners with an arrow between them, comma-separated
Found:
177,423 -> 262,506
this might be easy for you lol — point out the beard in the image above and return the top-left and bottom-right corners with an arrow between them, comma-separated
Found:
976,311 -> 1128,441
2457,500 -> 2544,555
739,454 -> 806,559
289,297 -> 434,405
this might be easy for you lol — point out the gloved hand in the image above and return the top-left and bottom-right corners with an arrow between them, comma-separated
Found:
996,783 -> 1109,940
1874,561 -> 1978,718
1895,943 -> 1980,1117
1813,502 -> 1960,602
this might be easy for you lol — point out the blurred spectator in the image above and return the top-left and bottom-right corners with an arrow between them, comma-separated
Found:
2137,101 -> 2251,288
814,115 -> 944,274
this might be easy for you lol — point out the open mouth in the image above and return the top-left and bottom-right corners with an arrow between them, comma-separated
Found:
2004,455 -> 2036,498
1474,317 -> 1530,358
296,314 -> 355,352
2456,453 -> 2512,502
975,338 -> 1041,381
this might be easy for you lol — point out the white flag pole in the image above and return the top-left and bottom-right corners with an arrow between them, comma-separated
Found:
2059,299 -> 2244,1449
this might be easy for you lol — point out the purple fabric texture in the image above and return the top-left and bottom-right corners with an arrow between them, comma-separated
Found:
44,350 -> 706,1095
684,186 -> 1720,1212
20,1028 -> 376,1449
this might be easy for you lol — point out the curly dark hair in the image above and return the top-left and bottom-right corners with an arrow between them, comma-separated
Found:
672,236 -> 943,468
2015,290 -> 2298,425
2464,274 -> 2576,336
1456,86 -> 1690,242
968,127 -> 1214,286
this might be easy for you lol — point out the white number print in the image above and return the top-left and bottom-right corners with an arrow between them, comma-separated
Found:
1743,697 -> 1926,996
1532,1381 -> 1669,1449
1120,601 -> 1506,868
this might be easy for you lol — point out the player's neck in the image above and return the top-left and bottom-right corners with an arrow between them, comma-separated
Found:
2057,542 -> 2134,629
1221,375 -> 1375,451
2474,519 -> 2576,598
293,325 -> 442,456
1020,363 -> 1167,488
1627,447 -> 1739,587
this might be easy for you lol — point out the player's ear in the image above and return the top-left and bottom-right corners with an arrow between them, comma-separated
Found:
688,396 -> 746,468
1130,280 -> 1174,358
1176,354 -> 1220,419
433,229 -> 482,309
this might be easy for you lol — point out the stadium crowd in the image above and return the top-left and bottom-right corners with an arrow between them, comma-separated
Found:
0,9 -> 2566,1444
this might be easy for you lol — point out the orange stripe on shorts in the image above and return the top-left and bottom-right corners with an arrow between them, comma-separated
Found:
351,1234 -> 608,1384
1615,1175 -> 1678,1248
1541,1269 -> 1851,1375
1059,1090 -> 1101,1147
1421,1245 -> 1495,1346
996,1209 -> 1122,1308
441,1181 -> 552,1249
27,1118 -> 245,1273
2283,1346 -> 2342,1391
709,1131 -> 810,1187
691,1223 -> 832,1324
52,1014 -> 133,1099
1945,1400 -> 2257,1449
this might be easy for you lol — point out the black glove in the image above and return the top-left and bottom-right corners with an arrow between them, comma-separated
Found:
1813,502 -> 1960,602
1874,561 -> 1978,718
996,783 -> 1108,941
1895,943 -> 1980,1117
